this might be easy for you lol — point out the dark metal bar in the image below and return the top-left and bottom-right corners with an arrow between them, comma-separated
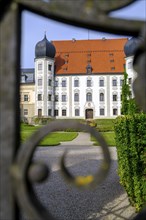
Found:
0,2 -> 21,219
16,0 -> 144,37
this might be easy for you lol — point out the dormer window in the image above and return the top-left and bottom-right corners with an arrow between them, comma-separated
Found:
86,64 -> 92,74
21,75 -> 27,83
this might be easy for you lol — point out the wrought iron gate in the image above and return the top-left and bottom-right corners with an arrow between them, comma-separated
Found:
0,0 -> 146,219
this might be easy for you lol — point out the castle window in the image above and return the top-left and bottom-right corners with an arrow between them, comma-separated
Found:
99,79 -> 104,87
48,94 -> 52,101
75,109 -> 80,116
38,79 -> 42,86
38,63 -> 42,70
87,79 -> 91,87
74,79 -> 79,87
112,79 -> 117,86
113,94 -> 117,101
48,79 -> 52,86
113,108 -> 118,115
109,53 -> 114,56
48,64 -> 52,71
111,67 -> 115,70
86,64 -> 92,74
62,109 -> 66,116
24,109 -> 28,116
100,93 -> 104,101
24,94 -> 28,102
54,109 -> 58,116
55,80 -> 58,87
74,93 -> 79,102
120,79 -> 124,86
128,78 -> 132,84
55,95 -> 59,102
21,75 -> 26,83
62,95 -> 66,102
100,108 -> 104,116
38,94 -> 42,101
62,80 -> 66,87
86,92 -> 92,102
48,109 -> 52,116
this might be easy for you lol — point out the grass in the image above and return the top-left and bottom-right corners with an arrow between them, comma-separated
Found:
21,119 -> 116,146
95,119 -> 115,131
40,132 -> 78,146
91,132 -> 116,146
21,123 -> 78,146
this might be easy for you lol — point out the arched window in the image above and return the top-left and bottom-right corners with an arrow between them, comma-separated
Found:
100,93 -> 104,101
86,92 -> 92,102
74,93 -> 79,102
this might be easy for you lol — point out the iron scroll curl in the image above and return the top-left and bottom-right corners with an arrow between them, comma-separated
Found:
11,120 -> 111,220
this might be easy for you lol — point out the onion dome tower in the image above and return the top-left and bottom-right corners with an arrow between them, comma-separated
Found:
35,34 -> 56,58
124,37 -> 142,57
35,34 -> 56,118
124,37 -> 143,98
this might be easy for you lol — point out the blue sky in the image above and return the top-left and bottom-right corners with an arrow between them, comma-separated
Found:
21,0 -> 146,68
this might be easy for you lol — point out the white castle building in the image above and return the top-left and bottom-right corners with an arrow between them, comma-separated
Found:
20,35 -> 140,122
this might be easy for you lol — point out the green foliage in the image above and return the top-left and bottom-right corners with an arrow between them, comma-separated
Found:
121,70 -> 141,116
114,114 -> 146,211
33,117 -> 54,125
128,98 -> 141,115
121,70 -> 130,115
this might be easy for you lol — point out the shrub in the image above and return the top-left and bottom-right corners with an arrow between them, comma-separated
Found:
114,114 -> 146,211
34,117 -> 54,125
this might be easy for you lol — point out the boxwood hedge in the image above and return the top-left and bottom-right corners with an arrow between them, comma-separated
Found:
114,114 -> 146,211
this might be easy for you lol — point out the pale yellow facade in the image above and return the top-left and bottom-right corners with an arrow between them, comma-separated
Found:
20,84 -> 35,123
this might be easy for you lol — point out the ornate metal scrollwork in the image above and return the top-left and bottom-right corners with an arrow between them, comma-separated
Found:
11,120 -> 110,219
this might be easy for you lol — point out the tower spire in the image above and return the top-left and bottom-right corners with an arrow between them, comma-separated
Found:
44,31 -> 46,38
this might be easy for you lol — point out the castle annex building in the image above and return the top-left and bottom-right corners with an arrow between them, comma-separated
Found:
20,35 -> 138,122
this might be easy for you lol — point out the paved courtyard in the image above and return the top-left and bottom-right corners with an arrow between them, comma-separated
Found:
22,133 -> 136,220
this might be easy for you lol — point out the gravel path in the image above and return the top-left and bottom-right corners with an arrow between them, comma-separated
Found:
22,133 -> 136,220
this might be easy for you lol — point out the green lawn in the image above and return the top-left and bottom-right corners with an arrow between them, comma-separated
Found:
21,123 -> 78,146
95,119 -> 115,132
40,132 -> 78,146
21,120 -> 116,146
91,132 -> 116,146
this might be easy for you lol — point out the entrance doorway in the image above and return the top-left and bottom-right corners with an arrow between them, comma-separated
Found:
85,109 -> 93,119
38,109 -> 42,117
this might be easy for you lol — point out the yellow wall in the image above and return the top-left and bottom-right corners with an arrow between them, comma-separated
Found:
20,84 -> 35,123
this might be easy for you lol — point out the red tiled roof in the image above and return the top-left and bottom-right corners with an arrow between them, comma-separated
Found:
52,38 -> 128,75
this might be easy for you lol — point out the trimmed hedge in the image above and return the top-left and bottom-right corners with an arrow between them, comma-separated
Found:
114,114 -> 146,211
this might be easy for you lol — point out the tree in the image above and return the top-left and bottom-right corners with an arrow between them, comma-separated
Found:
121,69 -> 130,115
121,69 -> 141,115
